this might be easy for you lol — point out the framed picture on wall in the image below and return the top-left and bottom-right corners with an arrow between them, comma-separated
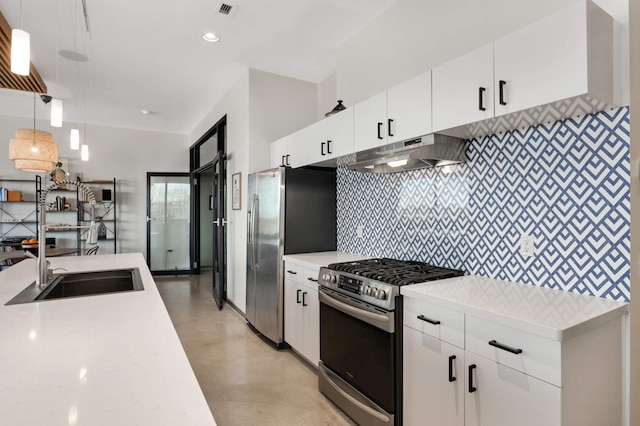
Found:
232,172 -> 241,210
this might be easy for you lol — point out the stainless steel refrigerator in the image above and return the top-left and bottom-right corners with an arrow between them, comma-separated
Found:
246,166 -> 336,346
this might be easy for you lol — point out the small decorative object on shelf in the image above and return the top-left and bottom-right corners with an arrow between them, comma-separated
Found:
325,100 -> 346,117
50,162 -> 67,189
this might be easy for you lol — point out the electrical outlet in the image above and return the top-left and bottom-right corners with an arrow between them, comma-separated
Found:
520,234 -> 535,257
356,225 -> 364,239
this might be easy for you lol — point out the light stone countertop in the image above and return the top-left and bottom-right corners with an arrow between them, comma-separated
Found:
0,253 -> 215,425
401,274 -> 629,341
282,251 -> 370,269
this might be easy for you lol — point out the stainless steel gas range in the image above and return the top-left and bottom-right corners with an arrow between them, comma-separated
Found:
317,258 -> 464,426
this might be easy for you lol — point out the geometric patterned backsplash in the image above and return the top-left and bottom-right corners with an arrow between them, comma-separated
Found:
336,107 -> 630,302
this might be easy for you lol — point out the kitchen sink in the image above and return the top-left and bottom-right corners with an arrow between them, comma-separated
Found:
5,268 -> 144,305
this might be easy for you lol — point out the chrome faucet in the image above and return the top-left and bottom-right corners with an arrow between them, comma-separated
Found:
36,179 -> 96,288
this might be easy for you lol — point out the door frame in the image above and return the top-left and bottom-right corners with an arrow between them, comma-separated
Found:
146,172 -> 192,275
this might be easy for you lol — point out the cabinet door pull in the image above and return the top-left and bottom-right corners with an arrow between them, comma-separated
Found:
499,80 -> 507,105
281,155 -> 286,167
388,119 -> 394,137
307,277 -> 319,283
327,140 -> 332,154
417,314 -> 441,325
287,270 -> 297,275
302,291 -> 308,306
468,364 -> 477,393
377,122 -> 383,140
448,355 -> 457,382
478,87 -> 486,111
285,154 -> 290,166
488,340 -> 523,355
321,141 -> 326,156
296,289 -> 301,304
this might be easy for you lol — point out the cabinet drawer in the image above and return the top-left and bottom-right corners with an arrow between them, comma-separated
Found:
404,297 -> 464,349
466,315 -> 561,386
302,266 -> 321,290
283,262 -> 304,284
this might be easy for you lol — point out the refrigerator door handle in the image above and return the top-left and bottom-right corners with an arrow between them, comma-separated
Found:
251,195 -> 259,269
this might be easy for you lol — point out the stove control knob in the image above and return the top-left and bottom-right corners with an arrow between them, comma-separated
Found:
371,288 -> 379,298
330,275 -> 337,284
376,289 -> 387,300
363,286 -> 371,296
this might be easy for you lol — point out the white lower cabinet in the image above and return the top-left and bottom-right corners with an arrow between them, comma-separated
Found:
403,326 -> 464,426
464,352 -> 560,426
283,263 -> 320,366
403,294 -> 624,426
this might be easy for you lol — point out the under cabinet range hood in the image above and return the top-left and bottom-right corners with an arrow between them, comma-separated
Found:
347,134 -> 466,174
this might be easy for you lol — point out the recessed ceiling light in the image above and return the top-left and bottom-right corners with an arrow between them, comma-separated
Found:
202,32 -> 220,43
141,109 -> 152,115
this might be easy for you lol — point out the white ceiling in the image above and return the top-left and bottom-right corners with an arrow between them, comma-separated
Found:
0,0 -> 396,134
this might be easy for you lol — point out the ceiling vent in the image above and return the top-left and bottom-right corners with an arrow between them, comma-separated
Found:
217,2 -> 238,17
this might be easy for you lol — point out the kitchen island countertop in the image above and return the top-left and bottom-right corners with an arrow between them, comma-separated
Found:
401,274 -> 629,341
0,253 -> 215,425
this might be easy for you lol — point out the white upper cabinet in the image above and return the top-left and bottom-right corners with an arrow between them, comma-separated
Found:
386,71 -> 432,144
353,91 -> 388,152
354,71 -> 433,153
432,44 -> 494,132
269,135 -> 290,169
493,0 -> 605,116
306,107 -> 354,165
432,0 -> 616,137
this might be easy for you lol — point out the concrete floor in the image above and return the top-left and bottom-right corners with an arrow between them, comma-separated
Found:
155,273 -> 355,426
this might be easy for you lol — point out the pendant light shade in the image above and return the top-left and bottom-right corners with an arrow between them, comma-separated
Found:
81,144 -> 89,161
51,99 -> 63,127
70,128 -> 80,150
10,29 -> 30,76
9,129 -> 58,172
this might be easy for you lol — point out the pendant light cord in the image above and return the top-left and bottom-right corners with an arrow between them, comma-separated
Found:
19,0 -> 23,29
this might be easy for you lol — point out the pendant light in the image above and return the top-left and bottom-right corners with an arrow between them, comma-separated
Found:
50,0 -> 63,128
8,94 -> 59,172
11,0 -> 30,76
81,144 -> 89,161
70,0 -> 80,150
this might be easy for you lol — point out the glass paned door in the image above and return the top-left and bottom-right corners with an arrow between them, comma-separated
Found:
146,173 -> 191,273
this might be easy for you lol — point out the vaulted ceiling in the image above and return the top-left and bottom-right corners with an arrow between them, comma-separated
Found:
0,0 -> 396,134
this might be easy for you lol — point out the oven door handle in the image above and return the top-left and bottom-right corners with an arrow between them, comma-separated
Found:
319,365 -> 391,423
319,292 -> 389,323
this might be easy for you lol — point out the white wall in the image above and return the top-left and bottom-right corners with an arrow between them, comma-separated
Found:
628,0 -> 638,423
317,73 -> 338,121
248,69 -> 318,173
189,69 -> 318,313
336,0 -> 624,105
0,115 -> 189,255
190,72 -> 250,312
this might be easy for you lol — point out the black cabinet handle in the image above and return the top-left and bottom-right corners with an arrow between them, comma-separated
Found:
448,355 -> 457,382
307,277 -> 318,282
302,291 -> 308,306
296,289 -> 301,304
417,314 -> 441,325
281,155 -> 286,166
377,122 -> 383,140
388,119 -> 394,137
478,87 -> 486,111
287,270 -> 297,275
285,154 -> 290,166
489,340 -> 523,355
468,364 -> 477,393
327,140 -> 332,154
499,80 -> 507,105
321,141 -> 326,156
